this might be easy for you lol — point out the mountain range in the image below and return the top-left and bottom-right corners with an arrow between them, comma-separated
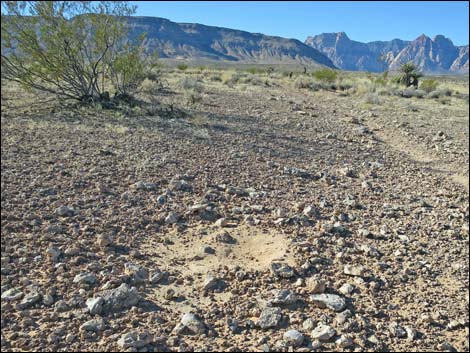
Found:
124,17 -> 468,74
305,32 -> 469,74
4,15 -> 468,74
126,16 -> 335,68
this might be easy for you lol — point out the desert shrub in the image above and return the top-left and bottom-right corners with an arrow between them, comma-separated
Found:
209,73 -> 222,82
222,71 -> 243,86
374,77 -> 387,86
1,1 -> 157,102
420,79 -> 439,93
245,68 -> 261,75
401,88 -> 426,98
312,68 -> 338,82
294,77 -> 315,89
454,93 -> 469,102
376,87 -> 392,96
178,77 -> 203,105
364,93 -> 382,105
439,96 -> 451,105
337,81 -> 354,91
242,74 -> 267,86
179,77 -> 203,91
427,89 -> 452,99
177,63 -> 189,71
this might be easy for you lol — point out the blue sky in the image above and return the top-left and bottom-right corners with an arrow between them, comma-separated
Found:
131,1 -> 469,45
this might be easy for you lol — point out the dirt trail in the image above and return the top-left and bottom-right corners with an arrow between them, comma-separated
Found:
371,126 -> 469,191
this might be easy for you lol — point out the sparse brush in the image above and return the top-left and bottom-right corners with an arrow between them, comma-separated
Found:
179,77 -> 204,92
364,93 -> 382,104
420,79 -> 439,93
439,96 -> 451,105
177,63 -> 189,71
222,71 -> 242,86
401,88 -> 426,99
312,68 -> 338,83
209,73 -> 223,82
427,89 -> 446,99
294,77 -> 314,89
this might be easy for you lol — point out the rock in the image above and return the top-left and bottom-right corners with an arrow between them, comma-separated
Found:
303,318 -> 316,331
117,330 -> 152,349
357,228 -> 371,237
97,234 -> 112,248
344,265 -> 366,277
389,322 -> 407,338
133,181 -> 156,191
80,317 -> 106,332
311,324 -> 336,341
405,326 -> 417,341
124,263 -> 149,284
310,293 -> 347,312
43,294 -> 54,306
170,179 -> 193,192
17,291 -> 41,310
150,270 -> 167,284
269,289 -> 299,306
46,224 -> 65,234
90,283 -> 140,315
56,205 -> 75,217
165,212 -> 179,224
162,288 -> 174,300
283,166 -> 312,178
270,263 -> 295,278
179,313 -> 206,335
73,272 -> 97,286
86,297 -> 104,315
336,335 -> 354,348
200,245 -> 215,255
203,275 -> 220,291
258,307 -> 282,329
335,309 -> 354,325
46,247 -> 61,262
64,246 -> 80,256
215,218 -> 229,227
1,288 -> 23,301
54,299 -> 70,312
283,330 -> 304,347
339,283 -> 355,295
215,231 -> 236,244
306,277 -> 326,294
303,206 -> 320,218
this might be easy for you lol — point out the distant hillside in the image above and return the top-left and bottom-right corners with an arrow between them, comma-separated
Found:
125,16 -> 336,68
305,32 -> 469,74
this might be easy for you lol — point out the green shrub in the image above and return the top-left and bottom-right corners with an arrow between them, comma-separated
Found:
420,79 -> 438,93
177,63 -> 189,71
312,68 -> 337,82
1,1 -> 156,102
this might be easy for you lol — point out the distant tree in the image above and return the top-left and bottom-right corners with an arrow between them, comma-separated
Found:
1,1 -> 158,102
398,61 -> 423,88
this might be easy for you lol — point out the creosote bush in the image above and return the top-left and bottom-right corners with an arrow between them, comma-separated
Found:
177,63 -> 189,71
420,79 -> 439,93
312,68 -> 338,83
1,1 -> 159,104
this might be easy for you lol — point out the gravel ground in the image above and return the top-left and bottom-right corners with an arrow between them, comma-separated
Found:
1,77 -> 469,352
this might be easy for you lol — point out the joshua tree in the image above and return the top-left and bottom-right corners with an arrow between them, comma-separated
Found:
398,61 -> 423,88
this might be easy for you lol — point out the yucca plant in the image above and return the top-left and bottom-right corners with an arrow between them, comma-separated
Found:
398,61 -> 423,88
